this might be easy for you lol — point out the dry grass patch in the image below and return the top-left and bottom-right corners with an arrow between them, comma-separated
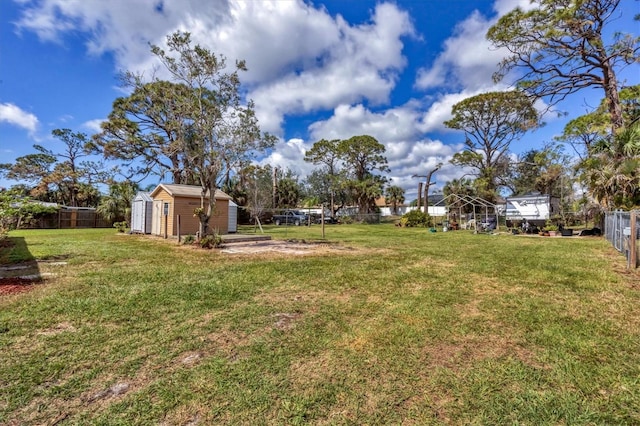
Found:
422,334 -> 543,371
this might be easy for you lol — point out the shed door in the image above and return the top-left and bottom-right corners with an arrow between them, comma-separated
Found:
152,200 -> 163,235
131,200 -> 143,233
228,201 -> 237,233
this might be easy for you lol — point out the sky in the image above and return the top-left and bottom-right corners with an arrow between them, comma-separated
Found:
0,0 -> 638,200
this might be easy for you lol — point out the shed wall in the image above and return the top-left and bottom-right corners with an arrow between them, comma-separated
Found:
150,188 -> 230,236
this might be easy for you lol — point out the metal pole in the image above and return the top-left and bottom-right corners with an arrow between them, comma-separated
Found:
630,211 -> 637,269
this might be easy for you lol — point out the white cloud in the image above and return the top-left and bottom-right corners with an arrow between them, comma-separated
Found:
13,1 -> 415,137
415,10 -> 506,92
414,0 -> 535,93
259,138 -> 314,178
493,0 -> 537,16
82,119 -> 105,133
309,103 -> 422,143
0,102 -> 39,135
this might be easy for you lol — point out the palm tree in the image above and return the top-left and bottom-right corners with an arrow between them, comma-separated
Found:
97,181 -> 139,225
580,123 -> 640,209
385,185 -> 405,215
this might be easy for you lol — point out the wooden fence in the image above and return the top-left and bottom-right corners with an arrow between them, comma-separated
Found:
28,209 -> 110,229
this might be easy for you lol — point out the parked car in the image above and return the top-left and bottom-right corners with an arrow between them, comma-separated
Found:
272,210 -> 309,226
315,216 -> 339,224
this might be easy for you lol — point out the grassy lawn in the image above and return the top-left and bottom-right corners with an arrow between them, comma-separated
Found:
1,225 -> 638,425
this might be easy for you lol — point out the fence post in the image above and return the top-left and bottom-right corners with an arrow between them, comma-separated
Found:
631,211 -> 638,269
177,215 -> 181,244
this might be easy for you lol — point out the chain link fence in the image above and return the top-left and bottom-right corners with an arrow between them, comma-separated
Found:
604,210 -> 639,268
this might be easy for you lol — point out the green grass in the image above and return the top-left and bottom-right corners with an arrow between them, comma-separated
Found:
1,226 -> 638,425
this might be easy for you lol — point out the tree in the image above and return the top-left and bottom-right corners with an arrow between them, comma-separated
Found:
304,139 -> 343,217
338,135 -> 389,214
304,135 -> 389,215
96,181 -> 140,226
0,189 -> 58,233
508,144 -> 570,197
243,165 -> 274,226
445,91 -> 540,201
385,185 -> 405,215
92,80 -> 196,184
1,129 -> 106,207
303,168 -> 349,216
274,168 -> 303,208
579,122 -> 640,209
443,177 -> 476,216
153,32 -> 275,236
107,31 -> 274,236
487,0 -> 639,130
556,84 -> 640,159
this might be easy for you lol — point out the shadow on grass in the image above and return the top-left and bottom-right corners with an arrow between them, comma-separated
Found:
0,237 -> 41,294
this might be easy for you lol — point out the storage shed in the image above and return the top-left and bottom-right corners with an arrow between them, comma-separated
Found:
130,192 -> 153,234
228,200 -> 238,233
149,184 -> 233,237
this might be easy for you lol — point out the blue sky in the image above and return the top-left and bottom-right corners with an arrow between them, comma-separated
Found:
1,0 -> 638,199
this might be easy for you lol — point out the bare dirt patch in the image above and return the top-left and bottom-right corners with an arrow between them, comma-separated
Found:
220,239 -> 356,256
0,277 -> 41,296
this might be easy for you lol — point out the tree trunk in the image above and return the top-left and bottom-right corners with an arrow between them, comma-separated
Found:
602,60 -> 623,131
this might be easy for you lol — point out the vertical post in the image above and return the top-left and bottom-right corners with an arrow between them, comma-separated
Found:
630,211 -> 637,269
272,167 -> 278,209
321,208 -> 325,239
177,215 -> 181,244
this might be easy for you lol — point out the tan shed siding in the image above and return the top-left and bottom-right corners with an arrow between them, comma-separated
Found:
150,184 -> 232,236
151,189 -> 174,236
210,199 -> 229,234
173,196 -> 202,235
172,197 -> 229,235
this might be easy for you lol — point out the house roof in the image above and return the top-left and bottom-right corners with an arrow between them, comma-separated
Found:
375,196 -> 387,207
150,184 -> 232,200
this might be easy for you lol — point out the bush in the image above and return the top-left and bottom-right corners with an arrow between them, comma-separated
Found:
340,215 -> 354,224
182,234 -> 196,245
199,233 -> 223,249
400,210 -> 430,227
113,221 -> 128,233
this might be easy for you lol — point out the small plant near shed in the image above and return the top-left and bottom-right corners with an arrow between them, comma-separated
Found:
113,221 -> 128,233
199,233 -> 223,249
182,234 -> 196,245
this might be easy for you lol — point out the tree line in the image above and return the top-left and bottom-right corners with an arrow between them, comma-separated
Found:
1,0 -> 638,235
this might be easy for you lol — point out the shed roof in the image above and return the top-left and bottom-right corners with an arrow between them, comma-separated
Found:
150,184 -> 232,200
134,191 -> 153,202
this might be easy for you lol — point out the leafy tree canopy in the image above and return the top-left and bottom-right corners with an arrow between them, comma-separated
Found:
488,0 -> 639,129
445,91 -> 540,200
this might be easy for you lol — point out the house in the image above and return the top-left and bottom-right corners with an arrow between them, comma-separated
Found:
505,192 -> 560,226
377,194 -> 447,217
149,184 -> 233,237
130,192 -> 153,234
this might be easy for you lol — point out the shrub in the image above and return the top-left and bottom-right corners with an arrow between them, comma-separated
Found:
182,234 -> 196,245
340,215 -> 354,224
113,221 -> 128,233
401,210 -> 430,227
199,233 -> 223,249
